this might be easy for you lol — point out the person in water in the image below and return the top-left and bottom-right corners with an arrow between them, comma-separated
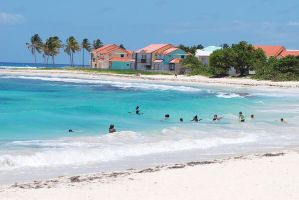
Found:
191,115 -> 202,122
136,106 -> 140,115
180,118 -> 184,122
239,112 -> 245,122
109,124 -> 116,133
68,129 -> 75,133
280,118 -> 287,123
213,114 -> 222,121
250,114 -> 255,119
164,114 -> 170,120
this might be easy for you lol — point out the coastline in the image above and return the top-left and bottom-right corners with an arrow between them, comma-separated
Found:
1,150 -> 299,200
0,69 -> 299,88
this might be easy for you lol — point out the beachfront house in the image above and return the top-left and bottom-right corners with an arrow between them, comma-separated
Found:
254,45 -> 299,58
91,44 -> 134,70
195,46 -> 222,65
134,44 -> 188,73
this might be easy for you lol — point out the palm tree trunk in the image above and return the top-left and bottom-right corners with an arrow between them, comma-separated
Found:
34,49 -> 37,64
52,56 -> 55,65
82,49 -> 85,67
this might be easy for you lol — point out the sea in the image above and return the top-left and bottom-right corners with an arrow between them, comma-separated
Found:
0,62 -> 299,184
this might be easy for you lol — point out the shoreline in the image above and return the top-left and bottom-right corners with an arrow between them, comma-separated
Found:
1,150 -> 299,200
0,69 -> 299,88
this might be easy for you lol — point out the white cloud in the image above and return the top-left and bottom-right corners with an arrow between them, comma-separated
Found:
0,12 -> 25,25
287,21 -> 299,26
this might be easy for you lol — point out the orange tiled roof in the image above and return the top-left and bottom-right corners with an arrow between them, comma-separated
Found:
163,47 -> 179,55
254,45 -> 286,57
280,50 -> 299,57
136,44 -> 172,53
169,58 -> 181,64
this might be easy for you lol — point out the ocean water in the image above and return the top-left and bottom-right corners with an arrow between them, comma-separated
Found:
0,73 -> 299,184
0,62 -> 87,69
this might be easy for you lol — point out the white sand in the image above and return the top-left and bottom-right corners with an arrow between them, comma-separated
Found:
1,151 -> 299,200
0,69 -> 299,88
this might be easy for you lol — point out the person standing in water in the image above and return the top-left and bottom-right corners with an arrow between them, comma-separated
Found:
239,112 -> 245,122
109,124 -> 116,133
180,118 -> 184,122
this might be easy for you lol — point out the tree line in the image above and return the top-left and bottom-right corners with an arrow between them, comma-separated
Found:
182,41 -> 299,81
26,34 -> 104,66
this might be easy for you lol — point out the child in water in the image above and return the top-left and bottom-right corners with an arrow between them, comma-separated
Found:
239,112 -> 245,122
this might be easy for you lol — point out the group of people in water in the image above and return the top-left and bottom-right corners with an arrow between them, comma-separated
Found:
106,106 -> 288,133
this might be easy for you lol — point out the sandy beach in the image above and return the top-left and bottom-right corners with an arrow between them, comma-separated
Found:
0,150 -> 298,200
0,69 -> 299,88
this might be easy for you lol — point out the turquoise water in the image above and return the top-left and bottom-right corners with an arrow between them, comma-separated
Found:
0,73 -> 299,183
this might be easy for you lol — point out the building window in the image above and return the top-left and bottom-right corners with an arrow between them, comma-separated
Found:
120,54 -> 124,58
169,64 -> 175,71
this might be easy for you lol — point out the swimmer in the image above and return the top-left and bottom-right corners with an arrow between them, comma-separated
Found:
239,112 -> 245,122
136,106 -> 140,115
180,118 -> 183,122
164,114 -> 170,120
109,124 -> 116,133
213,114 -> 222,121
280,118 -> 287,123
191,115 -> 202,122
250,114 -> 255,119
68,129 -> 75,133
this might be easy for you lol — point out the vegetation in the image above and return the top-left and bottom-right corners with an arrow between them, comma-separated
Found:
81,39 -> 91,67
177,44 -> 204,55
210,41 -> 267,76
64,36 -> 81,66
254,56 -> 299,81
93,39 -> 103,50
26,34 -> 43,64
26,34 -> 103,66
181,55 -> 214,76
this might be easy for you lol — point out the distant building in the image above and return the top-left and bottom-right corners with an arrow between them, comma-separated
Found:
253,45 -> 286,58
254,45 -> 299,58
134,44 -> 188,73
91,44 -> 134,70
195,46 -> 222,65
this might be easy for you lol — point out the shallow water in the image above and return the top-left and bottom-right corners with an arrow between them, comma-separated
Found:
0,74 -> 299,184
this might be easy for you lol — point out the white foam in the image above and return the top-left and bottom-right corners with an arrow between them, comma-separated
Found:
0,130 -> 257,171
0,75 -> 202,92
216,92 -> 244,99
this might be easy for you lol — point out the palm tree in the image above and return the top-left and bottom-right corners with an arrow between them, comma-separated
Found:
64,36 -> 81,67
45,36 -> 62,65
81,38 -> 91,67
93,39 -> 103,50
26,34 -> 43,64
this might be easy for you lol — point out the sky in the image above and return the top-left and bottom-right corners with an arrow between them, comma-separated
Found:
1,0 -> 299,64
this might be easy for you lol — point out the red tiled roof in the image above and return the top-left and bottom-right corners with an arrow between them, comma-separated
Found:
136,44 -> 172,53
280,50 -> 299,57
169,58 -> 181,64
109,57 -> 134,62
94,44 -> 130,55
254,45 -> 286,57
163,47 -> 179,55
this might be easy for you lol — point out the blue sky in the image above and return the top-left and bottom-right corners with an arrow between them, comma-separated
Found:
1,0 -> 299,64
